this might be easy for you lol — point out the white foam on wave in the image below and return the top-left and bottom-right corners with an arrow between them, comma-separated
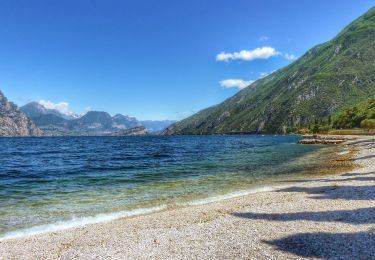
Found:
0,186 -> 281,241
0,205 -> 167,241
337,150 -> 350,155
180,186 -> 277,206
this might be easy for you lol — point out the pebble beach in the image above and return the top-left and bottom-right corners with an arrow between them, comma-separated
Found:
1,136 -> 375,259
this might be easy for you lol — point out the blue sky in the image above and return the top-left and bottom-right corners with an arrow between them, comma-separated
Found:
0,0 -> 374,120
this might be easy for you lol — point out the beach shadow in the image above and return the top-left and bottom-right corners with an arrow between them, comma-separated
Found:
277,185 -> 375,200
265,231 -> 375,259
326,176 -> 375,182
232,207 -> 375,225
353,154 -> 375,160
341,171 -> 375,177
349,139 -> 375,146
280,176 -> 375,184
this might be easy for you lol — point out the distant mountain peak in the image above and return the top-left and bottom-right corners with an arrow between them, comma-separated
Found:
38,100 -> 79,119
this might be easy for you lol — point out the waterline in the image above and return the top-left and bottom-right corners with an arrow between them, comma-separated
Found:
0,205 -> 167,241
0,185 -> 283,241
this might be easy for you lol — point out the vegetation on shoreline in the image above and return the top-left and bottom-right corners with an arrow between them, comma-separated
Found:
298,98 -> 375,135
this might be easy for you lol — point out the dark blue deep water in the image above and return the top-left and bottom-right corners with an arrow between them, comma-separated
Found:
0,135 -> 333,239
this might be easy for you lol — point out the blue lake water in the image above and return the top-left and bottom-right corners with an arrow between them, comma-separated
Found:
0,135 -> 334,239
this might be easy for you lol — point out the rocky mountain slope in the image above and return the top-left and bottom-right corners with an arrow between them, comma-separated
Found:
140,120 -> 176,134
21,102 -> 75,120
164,7 -> 375,135
0,92 -> 42,136
108,126 -> 148,136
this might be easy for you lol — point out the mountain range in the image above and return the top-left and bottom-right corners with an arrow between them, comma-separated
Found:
164,7 -> 375,135
19,102 -> 175,136
20,102 -> 175,136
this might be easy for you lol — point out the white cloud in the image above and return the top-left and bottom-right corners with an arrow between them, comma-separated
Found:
216,46 -> 279,62
39,100 -> 77,116
258,36 -> 269,42
216,47 -> 297,62
84,106 -> 92,112
283,53 -> 297,61
219,79 -> 255,90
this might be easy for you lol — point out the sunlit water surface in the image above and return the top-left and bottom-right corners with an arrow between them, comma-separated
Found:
0,135 -> 335,239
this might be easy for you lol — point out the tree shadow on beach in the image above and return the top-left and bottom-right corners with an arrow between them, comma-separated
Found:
264,231 -> 375,259
277,185 -> 375,200
328,176 -> 375,182
232,206 -> 375,258
341,171 -> 375,177
232,207 -> 375,225
278,175 -> 375,184
353,154 -> 375,160
348,139 -> 375,146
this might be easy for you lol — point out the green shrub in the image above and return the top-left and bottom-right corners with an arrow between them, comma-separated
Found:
297,128 -> 311,135
360,119 -> 375,129
318,125 -> 331,134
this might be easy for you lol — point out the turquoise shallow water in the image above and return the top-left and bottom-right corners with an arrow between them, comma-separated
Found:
0,135 -> 333,239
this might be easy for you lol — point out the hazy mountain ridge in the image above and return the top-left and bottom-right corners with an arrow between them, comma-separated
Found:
20,102 -> 174,136
0,92 -> 43,136
164,7 -> 375,135
140,120 -> 177,134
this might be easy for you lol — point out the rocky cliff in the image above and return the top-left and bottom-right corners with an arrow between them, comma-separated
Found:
0,91 -> 43,136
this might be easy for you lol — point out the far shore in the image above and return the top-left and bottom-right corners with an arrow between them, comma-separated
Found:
1,135 -> 375,259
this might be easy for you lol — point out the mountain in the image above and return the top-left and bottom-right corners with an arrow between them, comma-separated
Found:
164,7 -> 375,135
73,111 -> 114,133
0,92 -> 42,136
68,111 -> 143,135
113,114 -> 142,129
21,102 -> 147,136
20,102 -> 64,118
140,120 -> 176,133
108,126 -> 148,136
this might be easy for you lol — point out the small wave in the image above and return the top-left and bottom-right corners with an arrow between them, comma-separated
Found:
0,205 -> 167,241
337,150 -> 349,155
180,186 -> 276,206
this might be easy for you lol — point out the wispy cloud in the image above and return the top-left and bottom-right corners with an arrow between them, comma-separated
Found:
258,36 -> 269,42
39,100 -> 76,116
219,79 -> 255,90
216,47 -> 279,62
283,53 -> 297,61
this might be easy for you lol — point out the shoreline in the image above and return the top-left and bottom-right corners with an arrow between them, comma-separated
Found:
0,139 -> 351,242
1,135 -> 374,259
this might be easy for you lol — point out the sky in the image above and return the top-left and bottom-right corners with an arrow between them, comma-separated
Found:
0,0 -> 374,120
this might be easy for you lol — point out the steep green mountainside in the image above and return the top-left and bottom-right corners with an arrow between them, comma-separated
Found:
164,7 -> 375,135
